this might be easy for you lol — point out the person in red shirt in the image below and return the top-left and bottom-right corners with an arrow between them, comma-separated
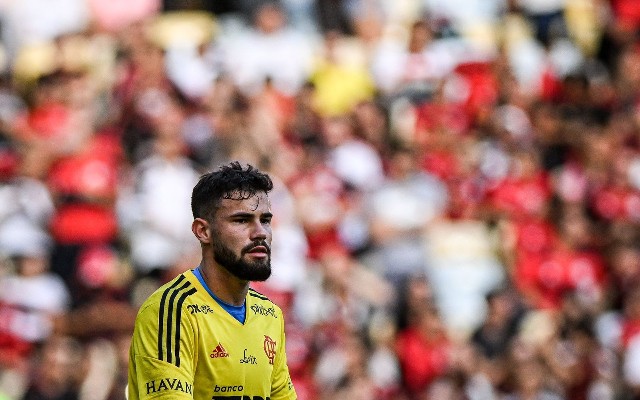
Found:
488,149 -> 552,220
514,205 -> 607,310
287,138 -> 346,260
47,129 -> 121,292
395,304 -> 451,397
589,146 -> 640,224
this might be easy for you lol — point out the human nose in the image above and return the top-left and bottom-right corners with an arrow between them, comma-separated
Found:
249,220 -> 269,241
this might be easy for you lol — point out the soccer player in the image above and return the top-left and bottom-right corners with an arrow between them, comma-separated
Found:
128,162 -> 297,399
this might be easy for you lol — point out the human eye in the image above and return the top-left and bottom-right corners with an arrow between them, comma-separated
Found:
232,216 -> 250,224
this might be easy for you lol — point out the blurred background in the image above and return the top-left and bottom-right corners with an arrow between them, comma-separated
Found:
0,0 -> 639,399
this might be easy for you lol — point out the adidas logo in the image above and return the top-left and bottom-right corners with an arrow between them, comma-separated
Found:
209,343 -> 229,358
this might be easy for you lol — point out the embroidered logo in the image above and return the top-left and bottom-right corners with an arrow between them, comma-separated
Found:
250,304 -> 278,318
263,335 -> 276,365
187,304 -> 214,314
210,343 -> 229,358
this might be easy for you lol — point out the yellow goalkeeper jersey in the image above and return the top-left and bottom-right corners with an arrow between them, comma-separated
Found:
128,269 -> 297,400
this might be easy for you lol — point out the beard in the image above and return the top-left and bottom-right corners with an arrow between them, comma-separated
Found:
212,240 -> 272,281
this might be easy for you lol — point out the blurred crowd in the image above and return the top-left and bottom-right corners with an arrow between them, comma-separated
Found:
0,0 -> 640,399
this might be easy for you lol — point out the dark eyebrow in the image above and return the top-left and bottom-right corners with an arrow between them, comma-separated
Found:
228,212 -> 273,219
228,212 -> 254,219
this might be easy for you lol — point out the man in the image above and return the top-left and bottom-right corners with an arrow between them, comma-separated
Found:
128,162 -> 297,399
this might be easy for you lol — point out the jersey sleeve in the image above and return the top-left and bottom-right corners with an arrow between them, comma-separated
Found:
128,282 -> 198,399
270,310 -> 297,400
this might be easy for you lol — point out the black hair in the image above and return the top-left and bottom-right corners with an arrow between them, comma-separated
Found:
191,161 -> 273,221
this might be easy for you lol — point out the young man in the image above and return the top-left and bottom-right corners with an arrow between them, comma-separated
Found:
128,162 -> 297,399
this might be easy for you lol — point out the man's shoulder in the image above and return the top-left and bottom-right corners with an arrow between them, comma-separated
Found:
247,287 -> 285,319
137,272 -> 200,316
247,287 -> 275,304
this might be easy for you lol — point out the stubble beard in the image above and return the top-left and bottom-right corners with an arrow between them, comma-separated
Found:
212,240 -> 272,282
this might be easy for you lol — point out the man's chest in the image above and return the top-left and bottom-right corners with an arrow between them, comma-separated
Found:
190,306 -> 282,398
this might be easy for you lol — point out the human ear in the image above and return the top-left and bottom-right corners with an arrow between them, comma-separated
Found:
192,218 -> 211,244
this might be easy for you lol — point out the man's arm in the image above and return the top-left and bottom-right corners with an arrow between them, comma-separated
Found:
128,284 -> 197,399
270,311 -> 297,400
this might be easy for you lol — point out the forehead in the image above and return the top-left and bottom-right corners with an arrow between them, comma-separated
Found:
217,191 -> 271,216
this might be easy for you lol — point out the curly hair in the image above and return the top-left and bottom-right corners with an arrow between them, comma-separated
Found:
191,161 -> 274,221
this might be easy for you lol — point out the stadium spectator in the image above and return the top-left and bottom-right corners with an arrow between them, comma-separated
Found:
363,143 -> 448,294
116,112 -> 200,282
221,1 -> 317,96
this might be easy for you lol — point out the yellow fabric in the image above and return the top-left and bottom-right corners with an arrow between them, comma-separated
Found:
146,10 -> 217,49
564,0 -> 602,56
311,62 -> 376,117
128,271 -> 296,400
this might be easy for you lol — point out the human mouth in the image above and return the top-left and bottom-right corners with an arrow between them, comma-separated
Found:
246,244 -> 270,257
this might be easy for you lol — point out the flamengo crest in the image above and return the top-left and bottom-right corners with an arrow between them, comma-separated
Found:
263,335 -> 276,365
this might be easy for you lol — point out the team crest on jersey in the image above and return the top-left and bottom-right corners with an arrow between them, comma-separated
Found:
210,343 -> 229,358
263,335 -> 276,365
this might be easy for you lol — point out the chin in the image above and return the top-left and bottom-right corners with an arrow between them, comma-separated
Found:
247,265 -> 272,282
235,260 -> 272,282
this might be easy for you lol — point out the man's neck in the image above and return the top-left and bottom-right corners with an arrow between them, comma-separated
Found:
198,261 -> 249,306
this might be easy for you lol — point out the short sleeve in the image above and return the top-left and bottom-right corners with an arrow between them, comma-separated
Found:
270,311 -> 297,400
128,296 -> 197,399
